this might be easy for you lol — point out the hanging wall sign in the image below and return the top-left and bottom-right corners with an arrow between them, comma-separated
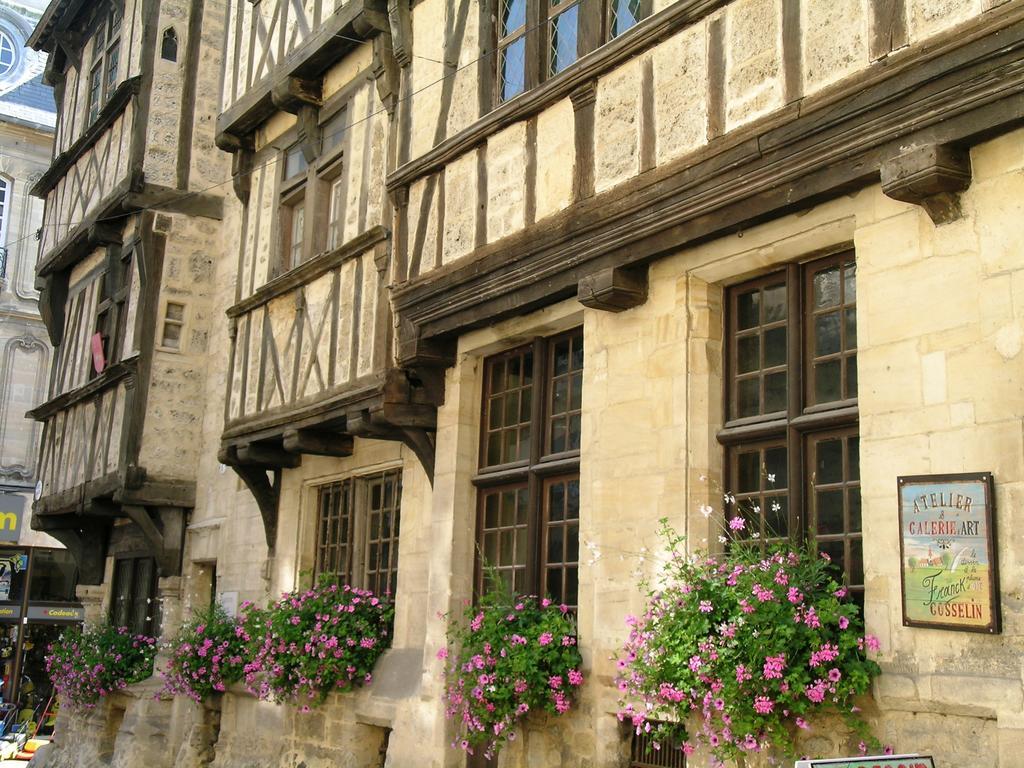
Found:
898,473 -> 999,633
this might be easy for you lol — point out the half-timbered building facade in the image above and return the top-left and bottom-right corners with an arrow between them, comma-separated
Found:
32,0 -> 1024,766
25,0 -> 229,760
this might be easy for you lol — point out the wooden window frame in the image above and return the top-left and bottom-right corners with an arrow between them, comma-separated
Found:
0,175 -> 10,250
490,0 -> 652,105
89,247 -> 132,379
86,3 -> 123,126
109,555 -> 158,637
274,102 -> 351,276
473,328 -> 583,608
717,250 -> 863,602
312,469 -> 403,597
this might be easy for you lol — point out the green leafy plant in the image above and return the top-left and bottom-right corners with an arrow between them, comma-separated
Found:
616,519 -> 882,766
160,603 -> 247,702
441,579 -> 585,761
45,623 -> 157,708
241,581 -> 393,709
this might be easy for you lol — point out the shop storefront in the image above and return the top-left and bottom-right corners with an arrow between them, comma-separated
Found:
0,546 -> 81,732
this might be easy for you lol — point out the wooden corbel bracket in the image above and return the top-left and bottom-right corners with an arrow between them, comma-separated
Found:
219,445 -> 282,551
577,265 -> 648,312
880,144 -> 972,225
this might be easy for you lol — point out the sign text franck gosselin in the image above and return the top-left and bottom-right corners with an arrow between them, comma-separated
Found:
897,473 -> 1000,633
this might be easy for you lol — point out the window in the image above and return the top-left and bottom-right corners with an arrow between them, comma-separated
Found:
719,252 -> 863,604
159,301 -> 185,350
493,0 -> 650,103
0,176 -> 9,250
110,556 -> 158,636
89,251 -> 131,378
277,106 -> 348,272
86,4 -> 123,124
313,470 -> 402,597
475,329 -> 583,608
0,29 -> 16,79
160,27 -> 178,62
630,724 -> 686,768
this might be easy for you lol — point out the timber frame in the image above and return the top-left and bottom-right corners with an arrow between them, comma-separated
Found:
215,0 -> 391,150
390,7 -> 1024,353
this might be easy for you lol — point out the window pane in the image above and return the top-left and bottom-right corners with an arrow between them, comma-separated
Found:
328,178 -> 346,250
285,146 -> 308,179
814,359 -> 841,403
610,0 -> 643,38
737,290 -> 760,330
763,283 -> 787,322
816,490 -> 844,534
764,327 -> 786,367
815,438 -> 843,484
737,335 -> 759,374
499,37 -> 526,102
737,451 -> 759,493
737,378 -> 759,417
814,312 -> 841,356
813,266 -> 840,309
764,371 -> 787,413
322,108 -> 347,154
549,5 -> 579,76
105,45 -> 119,92
844,306 -> 857,349
500,0 -> 527,36
765,447 -> 787,487
766,495 -> 788,537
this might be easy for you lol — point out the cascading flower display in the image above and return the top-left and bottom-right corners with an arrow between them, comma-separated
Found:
160,604 -> 247,702
241,582 -> 393,708
616,519 -> 882,765
442,586 -> 584,761
45,623 -> 158,708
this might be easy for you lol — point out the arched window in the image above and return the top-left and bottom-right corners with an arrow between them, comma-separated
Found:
161,27 -> 178,62
0,29 -> 15,78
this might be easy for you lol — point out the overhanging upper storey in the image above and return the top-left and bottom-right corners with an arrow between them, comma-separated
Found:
215,0 -> 392,150
215,2 -> 440,550
384,0 -> 1024,360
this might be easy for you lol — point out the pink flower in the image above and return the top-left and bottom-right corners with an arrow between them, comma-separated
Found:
795,717 -> 809,730
567,669 -> 584,686
728,517 -> 746,531
753,696 -> 774,714
699,600 -> 713,613
828,668 -> 842,682
538,632 -> 553,646
762,654 -> 785,679
839,616 -> 850,629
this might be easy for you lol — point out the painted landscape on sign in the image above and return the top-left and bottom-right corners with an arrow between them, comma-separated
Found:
899,477 -> 993,629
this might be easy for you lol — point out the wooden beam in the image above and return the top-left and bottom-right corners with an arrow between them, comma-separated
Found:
282,429 -> 354,457
271,76 -> 323,115
237,442 -> 302,469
